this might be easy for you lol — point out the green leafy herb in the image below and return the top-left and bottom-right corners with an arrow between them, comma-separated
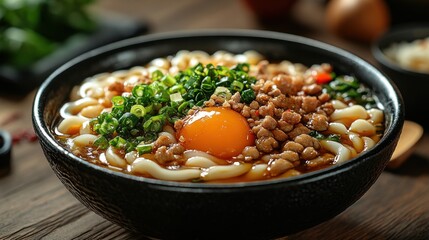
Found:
309,131 -> 341,142
323,75 -> 377,109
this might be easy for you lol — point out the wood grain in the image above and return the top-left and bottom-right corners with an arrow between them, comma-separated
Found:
1,0 -> 429,239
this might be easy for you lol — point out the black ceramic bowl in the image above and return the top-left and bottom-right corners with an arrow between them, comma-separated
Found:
33,29 -> 404,239
372,24 -> 429,127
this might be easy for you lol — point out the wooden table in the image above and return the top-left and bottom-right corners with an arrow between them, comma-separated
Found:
1,0 -> 429,239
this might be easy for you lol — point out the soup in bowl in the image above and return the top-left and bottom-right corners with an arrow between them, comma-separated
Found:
33,29 -> 404,239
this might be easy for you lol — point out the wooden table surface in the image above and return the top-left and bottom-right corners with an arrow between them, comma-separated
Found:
1,0 -> 429,239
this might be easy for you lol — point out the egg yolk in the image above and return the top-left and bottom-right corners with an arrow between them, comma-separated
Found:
178,107 -> 255,159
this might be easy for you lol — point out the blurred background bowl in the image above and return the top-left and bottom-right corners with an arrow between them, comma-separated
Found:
372,24 -> 429,127
385,0 -> 429,25
33,29 -> 404,239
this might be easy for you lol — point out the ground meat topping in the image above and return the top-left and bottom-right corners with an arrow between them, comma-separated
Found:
256,137 -> 279,153
261,115 -> 277,130
282,141 -> 304,153
272,74 -> 303,95
301,147 -> 319,160
242,146 -> 260,162
58,50 -> 385,183
154,143 -> 185,165
307,113 -> 329,131
281,110 -> 301,125
302,83 -> 322,95
169,61 -> 340,178
172,61 -> 343,177
272,128 -> 288,142
294,134 -> 321,149
268,158 -> 294,177
288,124 -> 311,139
223,63 -> 338,173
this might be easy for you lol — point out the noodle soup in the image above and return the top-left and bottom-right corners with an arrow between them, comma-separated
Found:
54,50 -> 384,183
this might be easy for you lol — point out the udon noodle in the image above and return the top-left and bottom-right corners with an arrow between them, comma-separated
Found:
54,50 -> 384,183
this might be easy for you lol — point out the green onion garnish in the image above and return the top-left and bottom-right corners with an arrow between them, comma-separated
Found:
91,62 -> 257,154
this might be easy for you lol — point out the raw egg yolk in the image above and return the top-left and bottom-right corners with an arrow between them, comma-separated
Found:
178,107 -> 255,159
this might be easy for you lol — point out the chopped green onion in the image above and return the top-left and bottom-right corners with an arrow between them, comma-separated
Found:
161,74 -> 176,87
178,101 -> 190,113
130,105 -> 146,118
119,113 -> 139,129
201,76 -> 214,92
94,136 -> 109,149
152,70 -> 164,82
132,85 -> 145,97
169,84 -> 185,94
144,104 -> 154,114
217,76 -> 232,86
169,92 -> 183,103
91,61 -> 257,155
111,96 -> 125,106
143,115 -> 165,133
230,80 -> 244,92
99,118 -> 118,135
159,106 -> 178,123
234,63 -> 250,72
109,136 -> 128,149
213,86 -> 232,99
241,89 -> 255,104
136,144 -> 153,154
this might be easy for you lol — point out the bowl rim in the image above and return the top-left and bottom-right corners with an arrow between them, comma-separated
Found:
33,28 -> 404,189
371,23 -> 429,77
